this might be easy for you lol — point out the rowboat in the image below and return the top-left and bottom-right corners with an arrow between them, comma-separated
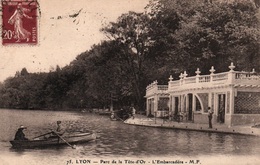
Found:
10,132 -> 97,149
98,111 -> 111,116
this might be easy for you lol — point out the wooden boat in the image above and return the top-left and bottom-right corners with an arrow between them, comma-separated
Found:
111,109 -> 130,121
98,111 -> 111,116
10,132 -> 97,149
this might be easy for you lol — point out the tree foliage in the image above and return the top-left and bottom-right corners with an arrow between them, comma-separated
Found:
0,0 -> 259,110
102,12 -> 155,109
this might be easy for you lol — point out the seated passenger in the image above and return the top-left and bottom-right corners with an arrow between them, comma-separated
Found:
14,125 -> 28,140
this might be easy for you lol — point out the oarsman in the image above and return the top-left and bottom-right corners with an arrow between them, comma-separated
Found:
55,121 -> 65,135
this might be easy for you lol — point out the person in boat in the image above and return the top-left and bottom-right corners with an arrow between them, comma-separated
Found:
14,125 -> 28,140
50,121 -> 66,137
54,121 -> 65,136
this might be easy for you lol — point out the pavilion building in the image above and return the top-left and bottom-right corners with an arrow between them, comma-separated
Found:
145,63 -> 260,126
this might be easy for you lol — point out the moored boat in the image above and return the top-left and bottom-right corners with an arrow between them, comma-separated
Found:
98,111 -> 111,115
10,132 -> 97,149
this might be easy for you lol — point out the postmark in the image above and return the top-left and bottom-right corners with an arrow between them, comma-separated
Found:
2,0 -> 39,45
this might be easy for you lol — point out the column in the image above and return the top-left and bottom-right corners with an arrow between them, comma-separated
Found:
229,87 -> 235,127
146,98 -> 149,116
178,95 -> 181,112
154,95 -> 158,117
185,94 -> 189,113
172,96 -> 175,114
192,94 -> 196,112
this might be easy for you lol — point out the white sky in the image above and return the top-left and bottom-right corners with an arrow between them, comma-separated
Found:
0,0 -> 149,82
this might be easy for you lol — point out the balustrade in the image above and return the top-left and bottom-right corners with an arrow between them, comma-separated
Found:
212,72 -> 228,81
146,62 -> 260,95
199,75 -> 210,83
183,77 -> 196,84
235,72 -> 260,80
169,80 -> 180,87
146,82 -> 168,96
158,85 -> 168,91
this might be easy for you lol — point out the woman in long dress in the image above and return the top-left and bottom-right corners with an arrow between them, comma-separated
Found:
8,3 -> 32,42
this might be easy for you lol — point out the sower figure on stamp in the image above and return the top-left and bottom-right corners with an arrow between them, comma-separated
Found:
208,107 -> 214,128
8,2 -> 33,42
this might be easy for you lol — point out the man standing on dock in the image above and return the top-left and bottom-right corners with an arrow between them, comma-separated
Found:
208,107 -> 213,128
131,106 -> 136,119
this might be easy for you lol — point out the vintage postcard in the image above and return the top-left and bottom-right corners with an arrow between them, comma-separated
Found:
0,0 -> 260,165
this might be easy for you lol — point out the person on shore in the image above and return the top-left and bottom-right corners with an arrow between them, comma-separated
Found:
110,111 -> 117,120
208,107 -> 214,128
131,106 -> 136,119
14,125 -> 28,140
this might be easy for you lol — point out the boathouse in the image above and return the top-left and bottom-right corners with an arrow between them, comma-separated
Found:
145,63 -> 260,126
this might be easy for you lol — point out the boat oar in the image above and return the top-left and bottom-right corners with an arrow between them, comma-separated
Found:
32,132 -> 53,139
52,131 -> 76,149
115,116 -> 125,122
118,118 -> 124,121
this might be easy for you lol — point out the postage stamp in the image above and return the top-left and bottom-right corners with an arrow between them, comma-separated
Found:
2,0 -> 38,45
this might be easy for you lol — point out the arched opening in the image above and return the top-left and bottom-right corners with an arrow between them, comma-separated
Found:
195,94 -> 203,112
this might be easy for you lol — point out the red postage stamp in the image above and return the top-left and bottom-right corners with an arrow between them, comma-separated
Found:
2,0 -> 38,45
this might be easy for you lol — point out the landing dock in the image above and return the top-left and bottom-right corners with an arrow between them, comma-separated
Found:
124,115 -> 260,136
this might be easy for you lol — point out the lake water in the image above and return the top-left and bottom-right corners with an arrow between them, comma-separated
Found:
0,109 -> 260,165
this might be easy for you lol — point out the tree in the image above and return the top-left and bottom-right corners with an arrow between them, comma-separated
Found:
145,0 -> 260,75
20,67 -> 29,76
254,0 -> 260,8
172,0 -> 260,73
143,0 -> 205,78
102,12 -> 154,110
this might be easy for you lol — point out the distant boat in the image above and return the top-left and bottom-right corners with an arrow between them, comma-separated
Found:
98,111 -> 111,115
98,109 -> 111,115
110,109 -> 130,121
10,132 -> 97,149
